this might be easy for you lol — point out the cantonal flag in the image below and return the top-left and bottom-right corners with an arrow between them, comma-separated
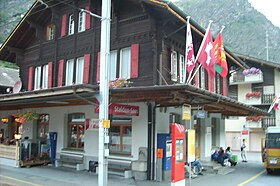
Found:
214,33 -> 228,77
197,24 -> 215,78
185,18 -> 195,73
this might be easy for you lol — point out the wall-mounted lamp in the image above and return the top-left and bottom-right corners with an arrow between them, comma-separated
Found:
1,118 -> 9,124
15,117 -> 20,123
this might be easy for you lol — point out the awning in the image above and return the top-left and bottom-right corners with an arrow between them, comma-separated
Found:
0,84 -> 269,117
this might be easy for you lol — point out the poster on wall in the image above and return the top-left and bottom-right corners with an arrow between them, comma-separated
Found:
182,104 -> 191,120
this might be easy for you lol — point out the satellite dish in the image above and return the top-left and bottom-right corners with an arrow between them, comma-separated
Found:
13,81 -> 22,93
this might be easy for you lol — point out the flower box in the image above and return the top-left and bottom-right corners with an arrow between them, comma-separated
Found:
244,73 -> 263,82
245,97 -> 261,105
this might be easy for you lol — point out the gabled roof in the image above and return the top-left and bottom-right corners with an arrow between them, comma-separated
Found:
0,67 -> 20,87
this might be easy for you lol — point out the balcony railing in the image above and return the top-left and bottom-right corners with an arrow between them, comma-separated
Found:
262,117 -> 276,128
244,94 -> 274,105
229,72 -> 263,85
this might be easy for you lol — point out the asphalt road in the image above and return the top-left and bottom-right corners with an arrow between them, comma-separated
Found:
0,152 -> 279,186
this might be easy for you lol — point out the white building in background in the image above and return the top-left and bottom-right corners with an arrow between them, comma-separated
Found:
226,54 -> 280,152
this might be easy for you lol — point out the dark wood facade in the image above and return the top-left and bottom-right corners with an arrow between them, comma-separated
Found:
0,0 -> 247,96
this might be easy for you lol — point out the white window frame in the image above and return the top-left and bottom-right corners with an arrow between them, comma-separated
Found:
75,57 -> 84,84
200,68 -> 206,89
119,47 -> 131,79
109,50 -> 118,81
179,54 -> 185,83
42,64 -> 48,89
171,51 -> 178,82
78,11 -> 86,32
34,66 -> 41,90
47,24 -> 55,40
68,14 -> 75,35
66,59 -> 74,86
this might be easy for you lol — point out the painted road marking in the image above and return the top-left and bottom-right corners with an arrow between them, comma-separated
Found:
0,175 -> 42,186
237,170 -> 266,186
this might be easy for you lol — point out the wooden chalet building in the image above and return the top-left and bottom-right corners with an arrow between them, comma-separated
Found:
0,0 -> 267,180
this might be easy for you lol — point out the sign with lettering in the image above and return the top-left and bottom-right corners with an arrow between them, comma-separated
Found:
95,104 -> 139,116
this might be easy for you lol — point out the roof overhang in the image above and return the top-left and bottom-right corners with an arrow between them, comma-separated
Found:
0,84 -> 269,117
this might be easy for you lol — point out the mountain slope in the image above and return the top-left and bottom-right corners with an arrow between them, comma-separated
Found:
173,0 -> 280,63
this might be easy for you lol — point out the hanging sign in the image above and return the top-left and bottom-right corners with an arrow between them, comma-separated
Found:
182,104 -> 191,120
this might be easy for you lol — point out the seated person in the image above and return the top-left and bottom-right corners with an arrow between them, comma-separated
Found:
191,159 -> 205,175
212,149 -> 220,161
218,147 -> 237,166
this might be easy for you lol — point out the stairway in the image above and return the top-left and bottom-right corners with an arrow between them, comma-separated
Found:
201,160 -> 235,175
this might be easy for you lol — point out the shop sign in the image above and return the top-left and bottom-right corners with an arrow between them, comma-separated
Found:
95,103 -> 139,116
242,130 -> 249,135
85,119 -> 99,130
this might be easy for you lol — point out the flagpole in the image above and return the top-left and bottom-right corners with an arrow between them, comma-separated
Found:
187,20 -> 213,84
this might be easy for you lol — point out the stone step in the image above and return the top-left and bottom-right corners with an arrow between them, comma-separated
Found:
200,160 -> 235,175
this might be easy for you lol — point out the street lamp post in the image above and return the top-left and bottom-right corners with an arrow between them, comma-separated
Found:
98,0 -> 111,185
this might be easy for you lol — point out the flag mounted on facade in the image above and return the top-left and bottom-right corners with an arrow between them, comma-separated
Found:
268,96 -> 280,113
185,17 -> 195,74
214,32 -> 228,77
196,21 -> 215,78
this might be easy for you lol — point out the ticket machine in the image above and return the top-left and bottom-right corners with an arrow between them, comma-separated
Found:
157,133 -> 172,181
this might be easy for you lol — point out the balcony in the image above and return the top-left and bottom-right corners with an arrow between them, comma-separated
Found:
229,72 -> 263,85
244,93 -> 274,105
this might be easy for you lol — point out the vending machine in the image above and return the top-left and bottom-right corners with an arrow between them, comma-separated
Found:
157,133 -> 172,181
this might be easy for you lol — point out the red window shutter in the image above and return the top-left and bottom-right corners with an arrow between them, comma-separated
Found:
208,75 -> 214,92
96,52 -> 100,83
222,77 -> 228,96
85,6 -> 91,30
28,66 -> 34,91
130,44 -> 139,78
48,62 -> 53,88
61,14 -> 67,37
83,54 -> 90,84
58,60 -> 64,86
194,70 -> 199,87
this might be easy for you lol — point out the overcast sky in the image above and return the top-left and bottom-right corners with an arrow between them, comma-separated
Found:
245,0 -> 280,28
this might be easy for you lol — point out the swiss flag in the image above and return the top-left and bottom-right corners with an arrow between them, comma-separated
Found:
197,24 -> 215,78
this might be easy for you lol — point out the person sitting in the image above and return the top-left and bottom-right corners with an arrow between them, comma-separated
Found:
212,149 -> 219,161
191,159 -> 206,175
218,147 -> 237,166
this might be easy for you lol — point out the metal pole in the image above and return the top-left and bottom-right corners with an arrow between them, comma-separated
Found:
98,0 -> 111,185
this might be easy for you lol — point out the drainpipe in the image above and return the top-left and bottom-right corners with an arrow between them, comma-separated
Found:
147,103 -> 152,180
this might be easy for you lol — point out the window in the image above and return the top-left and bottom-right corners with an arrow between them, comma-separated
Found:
120,47 -> 131,79
67,113 -> 85,149
109,122 -> 132,154
42,64 -> 48,89
68,14 -> 75,35
109,50 -> 117,81
37,114 -> 49,143
34,66 -> 41,90
76,57 -> 84,84
66,59 -> 74,86
66,57 -> 84,85
179,54 -> 185,83
200,68 -> 206,89
47,24 -> 55,40
171,50 -> 178,82
78,11 -> 86,32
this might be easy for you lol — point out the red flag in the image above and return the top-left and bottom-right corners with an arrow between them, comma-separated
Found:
185,19 -> 195,73
214,33 -> 228,77
197,25 -> 215,78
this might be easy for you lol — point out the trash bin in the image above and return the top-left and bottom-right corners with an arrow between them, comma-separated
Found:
232,155 -> 238,163
89,161 -> 98,173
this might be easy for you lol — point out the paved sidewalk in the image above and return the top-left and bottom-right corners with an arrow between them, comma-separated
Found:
0,152 -> 262,186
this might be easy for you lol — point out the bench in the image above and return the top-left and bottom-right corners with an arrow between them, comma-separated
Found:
56,151 -> 84,170
108,158 -> 132,178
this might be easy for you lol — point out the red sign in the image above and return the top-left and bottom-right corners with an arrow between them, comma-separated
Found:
242,130 -> 249,135
171,123 -> 185,184
95,103 -> 139,116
